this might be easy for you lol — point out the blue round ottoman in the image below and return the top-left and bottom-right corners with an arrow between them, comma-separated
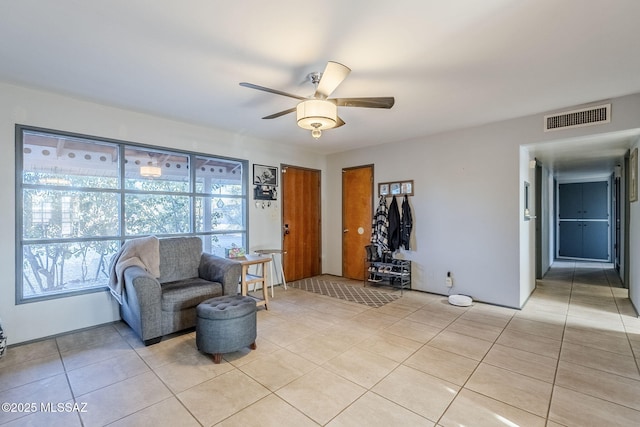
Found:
196,295 -> 257,364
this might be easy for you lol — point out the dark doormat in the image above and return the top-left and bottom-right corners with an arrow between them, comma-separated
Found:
289,277 -> 400,308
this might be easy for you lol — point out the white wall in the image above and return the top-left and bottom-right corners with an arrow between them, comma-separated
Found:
0,82 -> 323,344
519,147 -> 536,307
327,93 -> 640,309
543,166 -> 555,274
327,125 -> 522,308
4,82 -> 640,344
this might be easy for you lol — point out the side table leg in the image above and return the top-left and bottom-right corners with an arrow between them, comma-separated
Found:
279,253 -> 287,290
269,256 -> 275,298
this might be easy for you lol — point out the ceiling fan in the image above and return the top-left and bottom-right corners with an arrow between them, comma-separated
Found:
240,61 -> 395,139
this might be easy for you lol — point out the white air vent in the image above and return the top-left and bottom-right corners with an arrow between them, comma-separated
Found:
544,103 -> 610,132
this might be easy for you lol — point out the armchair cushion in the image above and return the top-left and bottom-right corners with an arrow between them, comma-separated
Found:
161,278 -> 222,311
158,237 -> 202,283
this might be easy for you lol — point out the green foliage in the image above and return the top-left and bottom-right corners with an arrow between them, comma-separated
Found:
21,165 -> 245,298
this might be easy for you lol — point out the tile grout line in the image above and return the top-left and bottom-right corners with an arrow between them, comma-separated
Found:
606,265 -> 640,377
542,261 -> 574,427
429,305 -> 565,426
325,298 -> 463,426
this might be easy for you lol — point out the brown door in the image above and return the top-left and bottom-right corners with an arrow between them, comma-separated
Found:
281,165 -> 321,281
342,165 -> 373,280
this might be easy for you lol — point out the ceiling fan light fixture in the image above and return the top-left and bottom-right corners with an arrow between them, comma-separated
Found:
296,99 -> 337,131
311,126 -> 322,139
241,61 -> 393,139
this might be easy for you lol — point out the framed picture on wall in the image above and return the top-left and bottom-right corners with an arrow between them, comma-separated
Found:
631,147 -> 638,203
400,180 -> 414,196
254,185 -> 277,200
379,183 -> 389,196
253,164 -> 278,186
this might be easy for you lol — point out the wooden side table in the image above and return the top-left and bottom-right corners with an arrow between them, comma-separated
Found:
234,254 -> 272,309
254,249 -> 287,297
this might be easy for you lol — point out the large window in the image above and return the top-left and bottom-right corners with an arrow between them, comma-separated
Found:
16,126 -> 248,303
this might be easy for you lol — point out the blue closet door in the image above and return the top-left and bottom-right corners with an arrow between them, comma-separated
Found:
559,183 -> 582,219
581,182 -> 608,219
558,181 -> 609,260
582,222 -> 609,259
559,222 -> 583,257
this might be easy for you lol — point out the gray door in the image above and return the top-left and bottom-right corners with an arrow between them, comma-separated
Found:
582,222 -> 609,259
582,182 -> 608,219
558,181 -> 609,260
559,222 -> 582,257
559,183 -> 583,219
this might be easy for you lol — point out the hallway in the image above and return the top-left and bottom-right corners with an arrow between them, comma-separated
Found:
525,260 -> 640,424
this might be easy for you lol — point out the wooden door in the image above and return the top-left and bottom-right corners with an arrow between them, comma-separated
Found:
281,165 -> 321,281
342,165 -> 373,280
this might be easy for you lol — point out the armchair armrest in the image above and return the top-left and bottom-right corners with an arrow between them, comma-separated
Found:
199,253 -> 241,296
121,266 -> 162,343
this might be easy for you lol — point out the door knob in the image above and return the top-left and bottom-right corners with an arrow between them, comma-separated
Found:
343,229 -> 349,233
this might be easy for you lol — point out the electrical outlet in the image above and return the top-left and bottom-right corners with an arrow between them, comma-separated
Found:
445,272 -> 453,287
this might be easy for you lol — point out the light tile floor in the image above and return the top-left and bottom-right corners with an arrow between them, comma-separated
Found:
1,261 -> 639,426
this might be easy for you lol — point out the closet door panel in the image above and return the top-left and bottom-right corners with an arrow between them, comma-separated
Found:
582,222 -> 609,260
559,221 -> 583,257
581,181 -> 608,219
559,183 -> 582,219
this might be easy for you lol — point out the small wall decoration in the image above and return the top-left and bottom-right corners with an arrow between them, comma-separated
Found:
253,164 -> 278,186
631,147 -> 638,203
401,181 -> 413,195
254,185 -> 277,200
253,164 -> 278,200
379,179 -> 414,196
390,182 -> 401,195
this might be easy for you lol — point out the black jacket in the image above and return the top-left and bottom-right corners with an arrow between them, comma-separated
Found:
388,196 -> 401,251
401,195 -> 412,250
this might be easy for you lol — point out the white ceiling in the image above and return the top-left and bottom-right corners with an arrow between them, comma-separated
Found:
2,1 -> 640,175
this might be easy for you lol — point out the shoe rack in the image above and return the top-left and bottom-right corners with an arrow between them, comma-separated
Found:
365,258 -> 411,293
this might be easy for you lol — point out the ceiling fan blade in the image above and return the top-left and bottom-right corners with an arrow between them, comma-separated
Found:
239,82 -> 306,100
262,107 -> 296,119
335,116 -> 346,128
332,97 -> 395,109
314,61 -> 351,99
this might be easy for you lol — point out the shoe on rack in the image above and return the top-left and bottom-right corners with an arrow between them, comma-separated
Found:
365,245 -> 373,262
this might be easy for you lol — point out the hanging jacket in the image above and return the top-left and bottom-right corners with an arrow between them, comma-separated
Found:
388,196 -> 401,252
370,196 -> 389,253
401,194 -> 413,250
